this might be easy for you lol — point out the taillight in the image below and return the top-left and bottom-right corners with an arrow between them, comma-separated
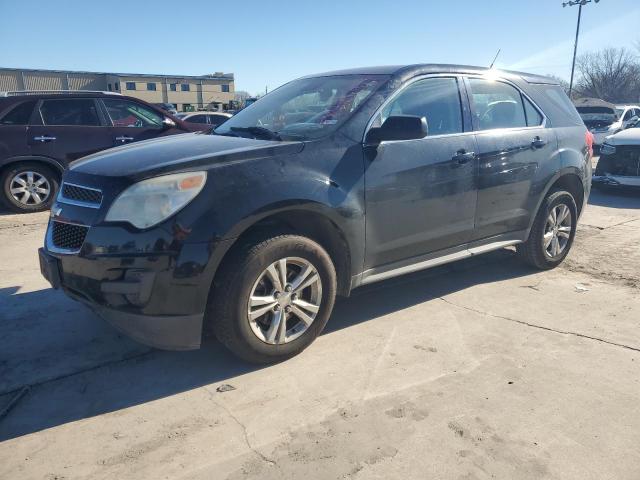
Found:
585,131 -> 594,158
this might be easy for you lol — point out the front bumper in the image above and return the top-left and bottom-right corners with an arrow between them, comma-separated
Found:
40,220 -> 232,350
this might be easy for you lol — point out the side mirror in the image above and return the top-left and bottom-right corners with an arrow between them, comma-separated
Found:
162,117 -> 177,129
365,115 -> 428,145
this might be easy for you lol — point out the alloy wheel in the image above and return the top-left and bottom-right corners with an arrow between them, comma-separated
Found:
9,171 -> 51,206
247,257 -> 323,345
543,204 -> 572,258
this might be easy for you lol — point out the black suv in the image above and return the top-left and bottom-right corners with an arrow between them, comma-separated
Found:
0,92 -> 204,212
38,65 -> 592,363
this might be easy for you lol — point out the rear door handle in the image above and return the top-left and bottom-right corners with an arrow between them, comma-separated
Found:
33,135 -> 56,142
531,136 -> 547,149
115,136 -> 134,143
452,149 -> 476,165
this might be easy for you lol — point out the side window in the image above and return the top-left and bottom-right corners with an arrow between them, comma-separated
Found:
379,77 -> 463,136
523,96 -> 544,127
210,114 -> 229,125
469,79 -> 527,130
0,100 -> 36,125
126,82 -> 136,90
102,99 -> 163,128
186,115 -> 206,124
40,99 -> 101,126
623,109 -> 633,121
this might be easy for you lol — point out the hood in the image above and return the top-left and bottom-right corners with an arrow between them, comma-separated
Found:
604,128 -> 640,146
69,133 -> 304,179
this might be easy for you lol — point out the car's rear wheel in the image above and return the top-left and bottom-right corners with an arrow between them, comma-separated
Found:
209,234 -> 337,363
517,189 -> 577,270
0,162 -> 59,213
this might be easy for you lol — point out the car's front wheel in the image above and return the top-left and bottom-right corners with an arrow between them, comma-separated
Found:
517,189 -> 578,270
0,162 -> 59,213
209,234 -> 337,363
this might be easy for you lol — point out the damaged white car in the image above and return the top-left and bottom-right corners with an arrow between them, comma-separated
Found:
575,98 -> 640,147
594,126 -> 640,189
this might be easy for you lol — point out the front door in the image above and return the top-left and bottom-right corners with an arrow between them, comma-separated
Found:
465,77 -> 555,240
364,76 -> 478,269
28,98 -> 112,164
99,98 -> 177,146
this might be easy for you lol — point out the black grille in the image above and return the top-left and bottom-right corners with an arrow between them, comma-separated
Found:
62,184 -> 102,205
52,221 -> 88,250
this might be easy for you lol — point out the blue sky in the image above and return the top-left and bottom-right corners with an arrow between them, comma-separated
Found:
1,0 -> 638,95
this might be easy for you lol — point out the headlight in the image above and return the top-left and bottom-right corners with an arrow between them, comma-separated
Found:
106,171 -> 207,229
599,143 -> 616,155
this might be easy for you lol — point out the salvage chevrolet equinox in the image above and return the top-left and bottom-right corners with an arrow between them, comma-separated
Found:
39,65 -> 592,363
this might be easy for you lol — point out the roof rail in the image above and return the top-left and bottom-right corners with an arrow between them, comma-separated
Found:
0,90 -> 122,97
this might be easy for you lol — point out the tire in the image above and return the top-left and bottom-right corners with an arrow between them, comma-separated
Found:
0,162 -> 59,213
209,234 -> 337,363
517,189 -> 578,270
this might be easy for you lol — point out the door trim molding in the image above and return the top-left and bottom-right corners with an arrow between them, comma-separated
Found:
354,231 -> 527,287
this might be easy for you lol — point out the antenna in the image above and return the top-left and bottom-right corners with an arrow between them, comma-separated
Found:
489,49 -> 501,69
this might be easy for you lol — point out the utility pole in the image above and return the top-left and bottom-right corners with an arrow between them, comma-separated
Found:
562,0 -> 601,98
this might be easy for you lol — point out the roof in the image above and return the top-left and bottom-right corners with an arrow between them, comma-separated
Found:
179,111 -> 232,116
303,64 -> 559,85
0,66 -> 233,81
605,128 -> 640,146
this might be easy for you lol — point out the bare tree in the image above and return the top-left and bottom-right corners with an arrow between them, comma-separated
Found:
574,47 -> 640,103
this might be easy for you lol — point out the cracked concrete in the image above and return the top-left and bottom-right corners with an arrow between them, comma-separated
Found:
1,187 -> 640,479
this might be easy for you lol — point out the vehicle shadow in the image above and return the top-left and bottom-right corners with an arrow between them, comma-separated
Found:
0,249 -> 534,441
588,187 -> 640,209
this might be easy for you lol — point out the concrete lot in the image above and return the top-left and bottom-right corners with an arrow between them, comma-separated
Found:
1,187 -> 640,480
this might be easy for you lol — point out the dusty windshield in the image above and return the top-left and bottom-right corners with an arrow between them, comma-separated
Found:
214,75 -> 387,140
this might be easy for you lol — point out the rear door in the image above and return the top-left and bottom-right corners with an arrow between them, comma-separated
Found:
100,98 -> 182,146
465,77 -> 554,241
28,98 -> 112,165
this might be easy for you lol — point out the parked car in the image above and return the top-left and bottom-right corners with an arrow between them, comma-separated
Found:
593,127 -> 640,189
575,98 -> 640,147
154,102 -> 178,115
38,65 -> 592,363
0,91 -> 209,212
176,111 -> 232,128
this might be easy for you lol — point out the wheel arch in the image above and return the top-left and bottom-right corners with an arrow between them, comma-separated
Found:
0,156 -> 65,177
527,169 -> 586,236
212,206 -> 354,298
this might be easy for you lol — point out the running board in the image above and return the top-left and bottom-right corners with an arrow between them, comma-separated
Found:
359,238 -> 522,286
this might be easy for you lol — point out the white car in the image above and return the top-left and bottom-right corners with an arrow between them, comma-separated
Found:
593,127 -> 640,189
176,111 -> 232,127
575,98 -> 640,147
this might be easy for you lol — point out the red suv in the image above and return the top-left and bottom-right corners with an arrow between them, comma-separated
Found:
0,91 -> 207,212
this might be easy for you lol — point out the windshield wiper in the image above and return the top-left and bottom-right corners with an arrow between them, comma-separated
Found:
230,126 -> 282,140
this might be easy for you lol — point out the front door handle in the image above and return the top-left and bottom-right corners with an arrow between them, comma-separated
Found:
452,149 -> 476,165
33,135 -> 56,142
115,136 -> 134,143
531,136 -> 547,149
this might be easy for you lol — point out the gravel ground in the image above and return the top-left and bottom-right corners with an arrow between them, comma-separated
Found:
1,185 -> 639,480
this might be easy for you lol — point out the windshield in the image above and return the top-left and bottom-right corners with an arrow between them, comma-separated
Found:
616,107 -> 625,119
214,74 -> 387,140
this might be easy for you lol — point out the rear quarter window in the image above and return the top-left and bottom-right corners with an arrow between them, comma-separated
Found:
533,85 -> 583,127
1,100 -> 37,125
